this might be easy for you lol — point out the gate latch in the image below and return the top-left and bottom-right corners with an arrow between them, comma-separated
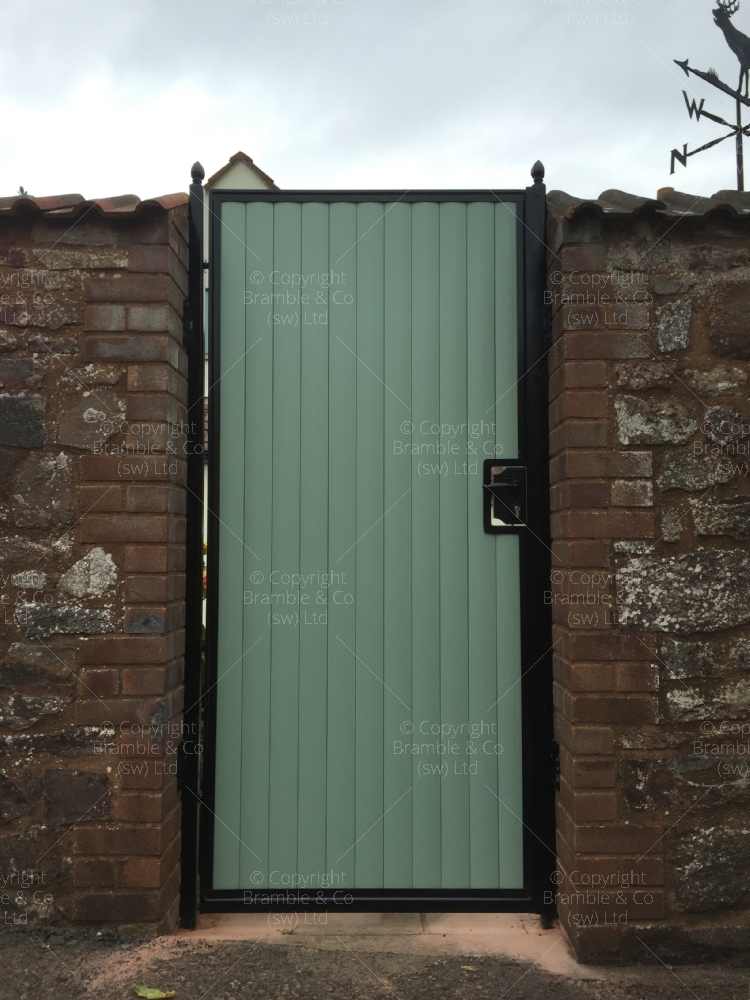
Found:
483,461 -> 526,533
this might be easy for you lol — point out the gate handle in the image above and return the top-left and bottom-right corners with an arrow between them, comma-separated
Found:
483,461 -> 526,534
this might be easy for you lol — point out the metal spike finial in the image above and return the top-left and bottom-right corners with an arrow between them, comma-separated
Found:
191,162 -> 205,184
531,161 -> 545,184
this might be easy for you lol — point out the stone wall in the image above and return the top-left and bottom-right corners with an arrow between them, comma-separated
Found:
547,190 -> 750,964
0,193 -> 189,931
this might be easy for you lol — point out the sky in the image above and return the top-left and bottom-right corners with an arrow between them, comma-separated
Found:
1,0 -> 748,201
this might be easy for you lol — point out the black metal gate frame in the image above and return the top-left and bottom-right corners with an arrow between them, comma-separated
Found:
180,174 -> 554,926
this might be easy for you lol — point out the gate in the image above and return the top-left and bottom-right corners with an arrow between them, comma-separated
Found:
198,175 -> 554,913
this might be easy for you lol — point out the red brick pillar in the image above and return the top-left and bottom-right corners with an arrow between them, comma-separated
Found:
547,241 -> 663,961
72,207 -> 189,929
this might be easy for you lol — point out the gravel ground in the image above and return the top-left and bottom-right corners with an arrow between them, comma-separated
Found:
1,926 -> 749,1000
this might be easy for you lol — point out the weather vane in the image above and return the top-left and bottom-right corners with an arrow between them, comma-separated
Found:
671,0 -> 750,190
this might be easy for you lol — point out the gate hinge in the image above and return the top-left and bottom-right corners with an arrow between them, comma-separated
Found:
551,738 -> 560,790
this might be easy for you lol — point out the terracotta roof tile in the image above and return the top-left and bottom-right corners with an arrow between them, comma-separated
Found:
548,187 -> 750,221
0,192 -> 188,219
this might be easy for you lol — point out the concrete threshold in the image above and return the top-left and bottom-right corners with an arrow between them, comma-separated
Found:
174,912 -> 598,979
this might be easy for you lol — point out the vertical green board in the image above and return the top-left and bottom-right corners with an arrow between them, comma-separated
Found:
297,202 -> 330,880
494,203 -> 524,887
326,203 -> 358,890
410,202 -> 442,887
382,203 -> 413,887
354,203 -> 385,886
213,198 -> 525,892
466,202 -> 500,887
438,202 -> 470,888
239,201 -> 274,888
213,202 -> 246,888
268,203 -> 302,884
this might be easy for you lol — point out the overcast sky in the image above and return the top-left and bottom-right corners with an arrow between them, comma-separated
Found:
1,0 -> 746,201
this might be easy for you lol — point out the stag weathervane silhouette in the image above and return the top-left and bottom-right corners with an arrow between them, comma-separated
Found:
713,0 -> 750,97
671,0 -> 750,189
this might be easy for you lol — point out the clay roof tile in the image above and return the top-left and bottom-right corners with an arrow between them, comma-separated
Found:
0,192 -> 188,219
548,186 -> 750,221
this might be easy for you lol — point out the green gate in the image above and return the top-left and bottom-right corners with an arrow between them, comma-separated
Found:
202,183 -> 553,911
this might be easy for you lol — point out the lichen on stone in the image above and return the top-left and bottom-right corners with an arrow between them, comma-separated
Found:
683,366 -> 747,397
11,451 -> 72,529
58,547 -> 117,599
661,508 -> 683,542
615,395 -> 698,446
657,451 -> 736,491
694,498 -> 750,541
656,298 -> 692,352
617,548 -> 750,633
615,361 -> 672,391
16,603 -> 113,639
670,827 -> 750,912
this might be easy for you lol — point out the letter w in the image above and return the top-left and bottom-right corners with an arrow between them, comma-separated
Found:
683,91 -> 704,121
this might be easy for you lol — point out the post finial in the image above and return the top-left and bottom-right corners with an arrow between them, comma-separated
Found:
531,160 -> 545,184
191,161 -> 205,184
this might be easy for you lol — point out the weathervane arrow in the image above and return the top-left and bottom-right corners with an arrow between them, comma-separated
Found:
674,58 -> 750,107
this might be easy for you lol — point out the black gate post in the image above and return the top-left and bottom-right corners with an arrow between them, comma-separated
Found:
180,161 -> 206,929
521,162 -> 557,925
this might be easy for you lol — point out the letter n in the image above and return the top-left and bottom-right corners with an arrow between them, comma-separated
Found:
670,145 -> 688,175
